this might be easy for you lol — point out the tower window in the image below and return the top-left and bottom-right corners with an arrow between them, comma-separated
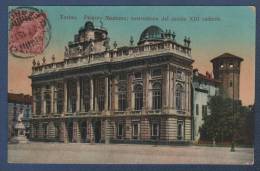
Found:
202,105 -> 208,116
196,104 -> 199,115
230,80 -> 233,87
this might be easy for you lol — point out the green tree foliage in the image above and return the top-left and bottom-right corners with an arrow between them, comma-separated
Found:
199,95 -> 254,145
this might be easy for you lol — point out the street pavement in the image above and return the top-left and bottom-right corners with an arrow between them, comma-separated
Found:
8,142 -> 254,164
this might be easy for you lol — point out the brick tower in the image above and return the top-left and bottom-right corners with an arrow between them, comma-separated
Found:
211,53 -> 243,100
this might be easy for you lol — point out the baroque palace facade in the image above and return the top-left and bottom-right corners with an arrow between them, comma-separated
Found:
30,21 -> 194,143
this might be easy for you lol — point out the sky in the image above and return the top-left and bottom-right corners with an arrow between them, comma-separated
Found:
8,6 -> 255,105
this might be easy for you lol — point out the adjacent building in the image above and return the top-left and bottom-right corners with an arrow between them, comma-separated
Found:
8,93 -> 32,140
29,21 -> 194,144
192,70 -> 219,141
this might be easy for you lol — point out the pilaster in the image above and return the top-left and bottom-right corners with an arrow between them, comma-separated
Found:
76,78 -> 81,113
105,76 -> 109,111
63,80 -> 67,114
90,78 -> 94,111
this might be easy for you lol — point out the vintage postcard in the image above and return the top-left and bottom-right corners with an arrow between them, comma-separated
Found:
7,6 -> 255,165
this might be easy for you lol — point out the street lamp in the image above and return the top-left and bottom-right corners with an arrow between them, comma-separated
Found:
230,64 -> 235,152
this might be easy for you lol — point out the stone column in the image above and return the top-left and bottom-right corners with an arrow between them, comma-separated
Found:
51,84 -> 55,114
143,69 -> 149,112
111,77 -> 115,111
63,80 -> 67,114
186,72 -> 190,113
168,68 -> 173,109
94,79 -> 98,111
41,87 -> 46,115
32,90 -> 36,114
165,65 -> 170,109
184,72 -> 188,112
127,73 -> 133,111
105,76 -> 109,111
172,67 -> 176,109
109,77 -> 112,111
187,73 -> 190,113
90,78 -> 94,111
76,78 -> 81,113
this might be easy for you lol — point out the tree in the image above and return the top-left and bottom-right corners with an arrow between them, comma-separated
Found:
199,95 -> 253,145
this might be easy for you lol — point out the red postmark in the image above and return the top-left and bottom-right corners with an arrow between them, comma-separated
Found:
9,7 -> 51,58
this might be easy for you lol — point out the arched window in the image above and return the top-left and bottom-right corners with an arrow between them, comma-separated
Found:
44,85 -> 51,114
176,84 -> 184,110
56,82 -> 64,114
81,78 -> 90,112
152,82 -> 162,110
118,83 -> 127,111
134,84 -> 143,110
45,93 -> 51,114
96,78 -> 105,112
67,81 -> 77,113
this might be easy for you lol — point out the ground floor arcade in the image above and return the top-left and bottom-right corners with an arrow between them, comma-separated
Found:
30,115 -> 191,144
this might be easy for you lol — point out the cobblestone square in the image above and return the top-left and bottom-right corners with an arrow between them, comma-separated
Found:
8,142 -> 254,164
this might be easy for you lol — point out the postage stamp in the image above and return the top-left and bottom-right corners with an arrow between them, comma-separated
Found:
8,7 -> 51,58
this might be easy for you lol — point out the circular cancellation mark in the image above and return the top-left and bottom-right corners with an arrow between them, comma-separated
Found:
8,7 -> 52,59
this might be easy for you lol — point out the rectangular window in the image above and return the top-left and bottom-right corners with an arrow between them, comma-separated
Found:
177,121 -> 184,140
152,89 -> 162,110
196,104 -> 199,115
202,105 -> 208,116
135,91 -> 143,110
134,72 -> 142,80
117,123 -> 123,138
119,72 -> 127,81
176,70 -> 183,80
118,93 -> 127,111
132,122 -> 139,139
151,123 -> 159,138
151,68 -> 162,77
